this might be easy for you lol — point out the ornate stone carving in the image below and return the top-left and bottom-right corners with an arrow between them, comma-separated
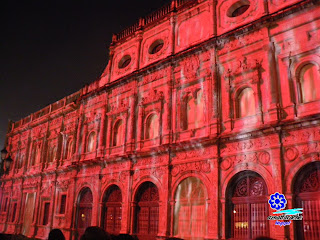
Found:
141,89 -> 164,105
172,160 -> 212,176
141,68 -> 169,86
284,147 -> 299,162
258,151 -> 271,165
180,55 -> 200,81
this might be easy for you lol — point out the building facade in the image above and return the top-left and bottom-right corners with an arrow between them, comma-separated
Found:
1,0 -> 320,239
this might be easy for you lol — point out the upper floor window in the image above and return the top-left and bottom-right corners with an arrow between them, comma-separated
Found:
48,145 -> 56,163
113,120 -> 124,147
31,142 -> 41,166
17,154 -> 24,169
237,88 -> 256,118
66,138 -> 74,159
299,63 -> 320,103
87,132 -> 96,152
181,90 -> 204,130
146,114 -> 159,140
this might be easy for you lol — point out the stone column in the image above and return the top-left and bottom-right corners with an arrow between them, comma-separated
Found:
105,117 -> 112,155
97,107 -> 106,157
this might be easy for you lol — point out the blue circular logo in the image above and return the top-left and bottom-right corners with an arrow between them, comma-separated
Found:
268,192 -> 287,211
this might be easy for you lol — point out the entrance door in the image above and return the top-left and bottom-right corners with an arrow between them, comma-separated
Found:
134,182 -> 159,240
228,173 -> 269,239
76,188 -> 93,239
294,164 -> 320,240
102,185 -> 122,234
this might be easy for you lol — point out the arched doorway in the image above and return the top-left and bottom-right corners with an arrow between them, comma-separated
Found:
102,185 -> 122,234
293,162 -> 320,240
76,188 -> 93,239
134,182 -> 159,240
173,177 -> 207,240
226,171 -> 269,239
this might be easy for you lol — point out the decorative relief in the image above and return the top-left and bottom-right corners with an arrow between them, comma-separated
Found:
111,82 -> 135,96
86,95 -> 103,107
173,146 -> 216,161
284,147 -> 299,162
141,68 -> 170,86
41,183 -> 54,197
258,151 -> 271,165
24,178 -> 40,188
180,55 -> 200,81
108,99 -> 129,115
221,151 -> 269,171
171,161 -> 212,177
219,30 -> 264,54
221,136 -> 279,155
56,179 -> 71,190
64,121 -> 76,134
32,123 -> 48,139
141,89 -> 164,105
134,156 -> 166,167
283,129 -> 320,144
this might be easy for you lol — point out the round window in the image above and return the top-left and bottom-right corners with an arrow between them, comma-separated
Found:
148,39 -> 164,54
227,1 -> 250,18
118,55 -> 131,69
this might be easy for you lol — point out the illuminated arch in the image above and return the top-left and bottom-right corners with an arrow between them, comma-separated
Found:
173,177 -> 207,239
113,119 -> 124,147
225,171 -> 269,239
237,87 -> 256,118
145,113 -> 159,140
87,131 -> 96,152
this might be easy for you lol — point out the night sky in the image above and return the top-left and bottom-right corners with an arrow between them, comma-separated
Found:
0,0 -> 172,148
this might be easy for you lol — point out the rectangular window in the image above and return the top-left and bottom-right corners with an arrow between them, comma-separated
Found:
59,194 -> 67,214
11,203 -> 17,222
2,197 -> 8,212
42,202 -> 50,225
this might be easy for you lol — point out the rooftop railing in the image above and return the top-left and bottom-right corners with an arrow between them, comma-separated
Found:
10,91 -> 81,131
114,0 -> 198,42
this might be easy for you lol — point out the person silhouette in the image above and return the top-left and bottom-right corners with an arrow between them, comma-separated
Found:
48,228 -> 65,240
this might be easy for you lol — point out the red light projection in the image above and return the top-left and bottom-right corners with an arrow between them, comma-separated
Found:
1,0 -> 320,240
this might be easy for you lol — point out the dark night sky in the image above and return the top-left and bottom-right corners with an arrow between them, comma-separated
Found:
0,0 -> 172,148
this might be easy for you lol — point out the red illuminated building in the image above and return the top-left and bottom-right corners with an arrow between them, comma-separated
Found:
1,0 -> 320,239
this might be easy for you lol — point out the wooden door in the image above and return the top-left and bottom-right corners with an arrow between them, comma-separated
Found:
76,188 -> 93,239
295,167 -> 320,240
103,186 -> 122,234
135,182 -> 159,240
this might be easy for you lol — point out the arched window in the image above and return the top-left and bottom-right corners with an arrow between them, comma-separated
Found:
113,120 -> 124,147
299,63 -> 320,103
174,177 -> 207,239
146,114 -> 159,140
48,145 -> 56,163
134,182 -> 159,239
195,90 -> 204,128
87,132 -> 96,152
102,185 -> 122,234
17,154 -> 24,169
31,142 -> 41,166
181,90 -> 205,131
186,96 -> 196,129
238,88 -> 256,118
66,138 -> 73,159
293,162 -> 320,239
226,171 -> 269,239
